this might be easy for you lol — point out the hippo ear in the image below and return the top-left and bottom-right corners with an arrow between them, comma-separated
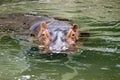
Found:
72,24 -> 79,40
37,22 -> 47,38
71,24 -> 78,32
41,22 -> 47,29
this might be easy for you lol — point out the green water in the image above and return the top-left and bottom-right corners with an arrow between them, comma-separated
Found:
0,0 -> 120,80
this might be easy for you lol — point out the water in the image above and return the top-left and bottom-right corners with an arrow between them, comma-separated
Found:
0,0 -> 120,80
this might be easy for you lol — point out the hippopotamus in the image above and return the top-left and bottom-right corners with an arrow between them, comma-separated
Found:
29,16 -> 79,53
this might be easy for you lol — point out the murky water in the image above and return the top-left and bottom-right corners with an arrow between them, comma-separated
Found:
0,0 -> 120,80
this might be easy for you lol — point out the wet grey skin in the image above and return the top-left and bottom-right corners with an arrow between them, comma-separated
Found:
29,16 -> 54,35
30,19 -> 71,53
47,20 -> 70,53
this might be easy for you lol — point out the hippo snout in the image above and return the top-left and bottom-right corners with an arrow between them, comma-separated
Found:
49,43 -> 68,53
49,31 -> 69,53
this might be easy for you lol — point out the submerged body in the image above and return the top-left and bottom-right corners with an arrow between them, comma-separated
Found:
30,16 -> 79,53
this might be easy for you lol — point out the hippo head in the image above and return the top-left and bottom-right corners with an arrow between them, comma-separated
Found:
37,22 -> 79,53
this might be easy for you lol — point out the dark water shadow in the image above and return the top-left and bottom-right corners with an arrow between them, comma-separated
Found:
25,46 -> 69,60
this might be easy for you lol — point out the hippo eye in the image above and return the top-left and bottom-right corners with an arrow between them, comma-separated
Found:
64,32 -> 67,35
49,32 -> 53,35
63,30 -> 67,35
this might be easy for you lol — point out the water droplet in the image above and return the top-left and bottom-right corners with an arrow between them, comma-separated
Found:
22,75 -> 31,79
101,67 -> 109,70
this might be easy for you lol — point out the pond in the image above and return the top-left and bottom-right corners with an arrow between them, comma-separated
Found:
0,0 -> 120,80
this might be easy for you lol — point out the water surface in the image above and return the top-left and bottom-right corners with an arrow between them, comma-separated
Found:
0,0 -> 120,80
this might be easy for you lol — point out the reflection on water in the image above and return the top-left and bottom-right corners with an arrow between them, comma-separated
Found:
0,0 -> 120,80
